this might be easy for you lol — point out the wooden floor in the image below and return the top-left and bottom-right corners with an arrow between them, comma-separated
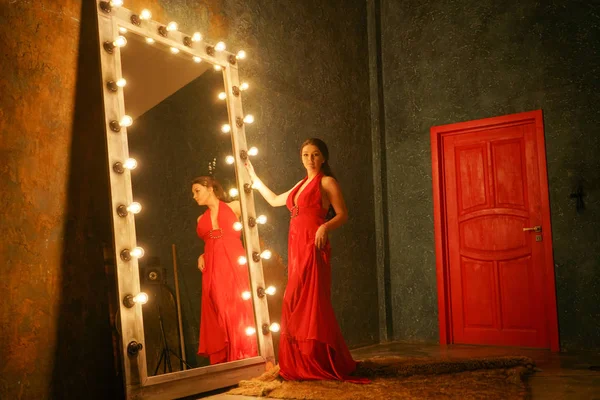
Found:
198,341 -> 600,399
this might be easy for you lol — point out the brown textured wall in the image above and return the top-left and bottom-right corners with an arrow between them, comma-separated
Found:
1,0 -> 376,399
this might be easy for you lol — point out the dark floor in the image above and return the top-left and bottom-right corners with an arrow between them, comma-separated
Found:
202,341 -> 600,399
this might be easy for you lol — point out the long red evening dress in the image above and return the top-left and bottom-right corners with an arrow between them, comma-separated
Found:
196,201 -> 258,364
279,172 -> 367,382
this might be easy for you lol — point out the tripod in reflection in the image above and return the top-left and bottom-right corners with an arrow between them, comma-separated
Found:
154,291 -> 192,375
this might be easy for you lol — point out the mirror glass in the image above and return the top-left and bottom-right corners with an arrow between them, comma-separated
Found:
119,30 -> 258,376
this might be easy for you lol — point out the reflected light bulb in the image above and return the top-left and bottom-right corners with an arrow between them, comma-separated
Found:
214,65 -> 223,71
269,322 -> 280,333
221,124 -> 231,133
215,42 -> 226,52
238,256 -> 247,265
261,250 -> 272,260
243,115 -> 254,124
170,47 -> 180,54
265,286 -> 276,295
145,37 -> 155,44
247,146 -> 258,156
245,326 -> 256,336
118,27 -> 128,34
114,36 -> 127,48
241,291 -> 252,300
251,180 -> 262,189
127,202 -> 142,214
124,158 -> 137,170
193,56 -> 202,63
240,82 -> 249,91
119,115 -> 133,127
116,78 -> 127,87
130,247 -> 144,259
236,50 -> 247,60
140,9 -> 152,20
218,92 -> 227,100
225,155 -> 235,165
233,221 -> 243,231
133,292 -> 149,304
256,215 -> 267,224
229,188 -> 239,198
110,0 -> 123,7
192,32 -> 202,42
166,21 -> 178,31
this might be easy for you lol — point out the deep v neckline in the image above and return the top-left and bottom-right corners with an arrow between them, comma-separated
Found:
293,175 -> 319,207
208,201 -> 221,230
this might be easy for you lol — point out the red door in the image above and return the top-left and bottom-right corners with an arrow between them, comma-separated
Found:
431,110 -> 559,350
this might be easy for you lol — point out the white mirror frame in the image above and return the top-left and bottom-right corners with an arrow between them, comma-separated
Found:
95,2 -> 275,398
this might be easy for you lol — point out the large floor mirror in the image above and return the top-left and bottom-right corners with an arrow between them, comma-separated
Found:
94,2 -> 276,398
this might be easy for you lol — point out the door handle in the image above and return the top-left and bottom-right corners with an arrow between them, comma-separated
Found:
523,225 -> 542,233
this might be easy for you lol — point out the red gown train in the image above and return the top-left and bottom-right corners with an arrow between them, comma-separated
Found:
197,201 -> 258,364
278,172 -> 367,382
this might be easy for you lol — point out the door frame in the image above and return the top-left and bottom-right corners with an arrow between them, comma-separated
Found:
430,110 -> 560,351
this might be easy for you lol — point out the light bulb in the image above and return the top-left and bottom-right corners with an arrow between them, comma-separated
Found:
261,250 -> 272,260
118,27 -> 128,34
123,158 -> 137,170
130,247 -> 144,259
119,115 -> 133,127
218,92 -> 227,100
256,215 -> 267,224
233,221 -> 243,231
193,56 -> 202,63
110,0 -> 123,7
145,37 -> 155,44
251,180 -> 262,189
245,326 -> 256,336
214,65 -> 222,71
229,188 -> 239,198
221,124 -> 231,133
247,146 -> 258,156
215,42 -> 226,52
116,78 -> 127,87
265,286 -> 276,295
127,202 -> 142,214
114,36 -> 127,48
133,292 -> 149,304
236,50 -> 247,60
241,291 -> 252,300
225,155 -> 235,165
166,21 -> 178,31
240,82 -> 249,91
243,115 -> 254,124
192,32 -> 202,42
238,256 -> 247,265
170,47 -> 180,54
140,9 -> 152,20
269,322 -> 280,333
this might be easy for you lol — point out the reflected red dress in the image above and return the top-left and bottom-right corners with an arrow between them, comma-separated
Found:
279,172 -> 367,382
196,201 -> 258,364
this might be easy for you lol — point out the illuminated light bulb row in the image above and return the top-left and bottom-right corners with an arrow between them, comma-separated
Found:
232,215 -> 267,231
238,250 -> 271,264
245,322 -> 280,336
241,285 -> 277,301
221,116 -> 254,134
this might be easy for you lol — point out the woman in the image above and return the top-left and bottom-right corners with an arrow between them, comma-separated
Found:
246,138 -> 366,381
192,176 -> 258,364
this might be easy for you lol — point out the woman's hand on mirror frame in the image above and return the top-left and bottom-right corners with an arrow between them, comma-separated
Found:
198,254 -> 205,272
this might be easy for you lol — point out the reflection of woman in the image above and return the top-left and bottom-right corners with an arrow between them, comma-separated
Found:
192,176 -> 258,364
246,138 -> 366,382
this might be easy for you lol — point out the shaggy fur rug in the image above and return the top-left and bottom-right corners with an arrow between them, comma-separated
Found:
228,356 -> 535,399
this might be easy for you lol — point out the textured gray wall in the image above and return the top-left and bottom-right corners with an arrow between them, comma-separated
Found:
380,0 -> 600,349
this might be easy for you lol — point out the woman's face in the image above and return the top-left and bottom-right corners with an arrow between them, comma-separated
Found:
301,144 -> 325,173
192,183 -> 212,205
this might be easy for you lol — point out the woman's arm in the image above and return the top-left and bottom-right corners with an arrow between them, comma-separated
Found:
315,176 -> 348,248
245,161 -> 298,207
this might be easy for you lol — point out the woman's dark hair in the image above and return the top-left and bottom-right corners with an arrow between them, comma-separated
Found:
300,138 -> 337,220
191,176 -> 228,201
300,138 -> 335,179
